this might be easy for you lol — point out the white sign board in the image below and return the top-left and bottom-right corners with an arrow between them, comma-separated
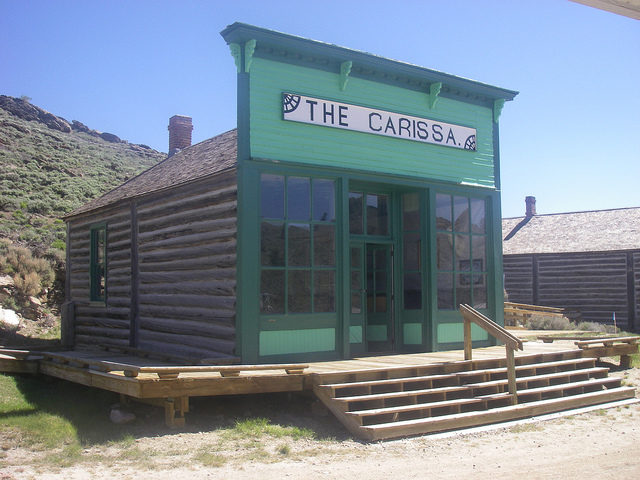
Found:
282,93 -> 476,151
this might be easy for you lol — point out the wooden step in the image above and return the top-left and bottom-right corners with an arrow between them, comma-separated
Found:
359,387 -> 637,441
318,358 -> 598,398
333,385 -> 472,411
341,373 -> 617,425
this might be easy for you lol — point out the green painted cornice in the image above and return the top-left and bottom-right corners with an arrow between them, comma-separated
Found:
493,98 -> 505,123
340,61 -> 352,91
221,22 -> 518,106
429,82 -> 442,109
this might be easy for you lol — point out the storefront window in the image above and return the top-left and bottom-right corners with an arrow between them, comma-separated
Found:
260,174 -> 336,314
402,193 -> 422,310
436,194 -> 487,310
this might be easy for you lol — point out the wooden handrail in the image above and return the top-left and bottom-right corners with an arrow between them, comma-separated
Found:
459,304 -> 523,405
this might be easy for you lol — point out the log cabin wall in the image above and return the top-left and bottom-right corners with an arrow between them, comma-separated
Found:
68,205 -> 133,349
504,250 -> 639,331
66,169 -> 238,360
135,170 -> 237,360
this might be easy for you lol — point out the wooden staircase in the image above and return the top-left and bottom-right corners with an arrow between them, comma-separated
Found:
312,350 -> 636,441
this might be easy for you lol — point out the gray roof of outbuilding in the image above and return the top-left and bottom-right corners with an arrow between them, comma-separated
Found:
66,129 -> 237,218
502,207 -> 640,255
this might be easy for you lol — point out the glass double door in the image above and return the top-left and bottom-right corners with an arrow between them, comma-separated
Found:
351,243 -> 394,353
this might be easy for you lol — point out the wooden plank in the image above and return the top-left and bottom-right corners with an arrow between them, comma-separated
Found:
575,336 -> 640,347
362,387 -> 637,441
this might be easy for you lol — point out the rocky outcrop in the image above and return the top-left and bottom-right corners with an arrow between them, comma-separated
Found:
0,95 -> 71,133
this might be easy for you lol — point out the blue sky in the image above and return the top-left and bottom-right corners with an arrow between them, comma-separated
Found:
1,0 -> 638,218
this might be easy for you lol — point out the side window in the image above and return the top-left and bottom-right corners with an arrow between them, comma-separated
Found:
435,194 -> 487,310
90,224 -> 106,302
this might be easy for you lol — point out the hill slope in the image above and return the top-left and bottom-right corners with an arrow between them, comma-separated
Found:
0,95 -> 165,251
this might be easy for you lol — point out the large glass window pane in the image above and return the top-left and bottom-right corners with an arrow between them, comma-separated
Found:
367,194 -> 389,236
351,271 -> 361,290
455,235 -> 471,271
260,270 -> 284,313
351,292 -> 362,314
437,273 -> 454,310
314,271 -> 335,312
261,174 -> 284,219
473,274 -> 487,309
351,246 -> 361,269
261,221 -> 285,266
313,225 -> 335,266
453,196 -> 469,232
472,236 -> 486,271
404,272 -> 422,310
376,293 -> 388,313
287,177 -> 310,221
436,194 -> 452,231
313,179 -> 335,222
456,273 -> 472,306
436,233 -> 453,270
288,270 -> 311,312
470,198 -> 486,233
402,193 -> 420,231
403,233 -> 421,270
349,192 -> 363,234
288,224 -> 310,266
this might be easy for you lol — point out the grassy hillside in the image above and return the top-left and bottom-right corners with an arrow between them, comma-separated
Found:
0,96 -> 164,325
0,99 -> 164,252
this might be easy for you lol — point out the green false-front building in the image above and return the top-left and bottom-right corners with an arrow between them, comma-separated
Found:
63,23 -> 517,364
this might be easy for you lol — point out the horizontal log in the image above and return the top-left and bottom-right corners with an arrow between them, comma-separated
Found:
74,315 -> 129,328
138,280 -> 235,297
137,217 -> 234,242
139,315 -> 235,339
75,335 -> 129,348
107,237 -> 131,250
138,241 -> 236,262
138,229 -> 236,252
137,304 -> 235,320
139,254 -> 236,271
137,184 -> 237,218
138,331 -> 235,356
139,269 -> 235,284
75,325 -> 130,339
138,293 -> 235,310
138,207 -> 236,233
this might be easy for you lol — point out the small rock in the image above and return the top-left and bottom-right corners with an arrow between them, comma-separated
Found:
110,408 -> 136,425
0,308 -> 20,327
28,296 -> 42,307
0,275 -> 13,287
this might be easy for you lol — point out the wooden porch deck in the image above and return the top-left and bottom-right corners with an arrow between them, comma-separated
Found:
1,335 -> 638,436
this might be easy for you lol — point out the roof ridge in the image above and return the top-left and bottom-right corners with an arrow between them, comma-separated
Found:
503,205 -> 640,220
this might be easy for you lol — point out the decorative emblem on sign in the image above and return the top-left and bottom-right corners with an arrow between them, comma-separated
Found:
282,94 -> 301,114
282,93 -> 477,151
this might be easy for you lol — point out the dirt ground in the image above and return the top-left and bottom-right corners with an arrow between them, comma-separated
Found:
1,363 -> 638,480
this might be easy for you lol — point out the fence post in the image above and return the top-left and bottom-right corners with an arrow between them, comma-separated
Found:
506,345 -> 518,405
464,318 -> 472,361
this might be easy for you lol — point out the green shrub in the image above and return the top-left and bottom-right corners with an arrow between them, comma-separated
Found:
0,243 -> 54,299
526,314 -> 574,331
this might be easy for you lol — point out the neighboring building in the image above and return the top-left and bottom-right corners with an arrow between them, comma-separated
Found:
62,23 -> 517,364
503,197 -> 640,332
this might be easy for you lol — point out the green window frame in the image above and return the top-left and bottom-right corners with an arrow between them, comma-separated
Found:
435,194 -> 487,310
89,223 -> 107,302
259,173 -> 337,315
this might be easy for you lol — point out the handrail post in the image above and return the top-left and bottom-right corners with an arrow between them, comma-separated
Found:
464,318 -> 472,361
506,345 -> 518,405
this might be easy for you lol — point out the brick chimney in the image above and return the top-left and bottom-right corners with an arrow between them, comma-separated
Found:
168,115 -> 193,156
525,196 -> 537,217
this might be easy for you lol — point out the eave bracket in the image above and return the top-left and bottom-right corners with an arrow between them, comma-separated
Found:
429,82 -> 442,109
340,61 -> 353,91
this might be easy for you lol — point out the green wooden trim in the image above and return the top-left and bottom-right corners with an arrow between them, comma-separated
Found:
259,314 -> 337,331
259,328 -> 335,356
437,322 -> 489,343
220,22 -> 518,103
493,98 -> 505,123
229,43 -> 242,72
429,82 -> 442,109
89,222 -> 107,303
339,60 -> 352,91
349,325 -> 363,343
245,39 -> 257,72
403,323 -> 422,345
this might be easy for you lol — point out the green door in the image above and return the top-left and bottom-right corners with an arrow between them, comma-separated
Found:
366,243 -> 393,352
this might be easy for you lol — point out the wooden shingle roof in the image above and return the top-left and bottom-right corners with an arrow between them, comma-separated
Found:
502,207 -> 640,255
66,129 -> 237,218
